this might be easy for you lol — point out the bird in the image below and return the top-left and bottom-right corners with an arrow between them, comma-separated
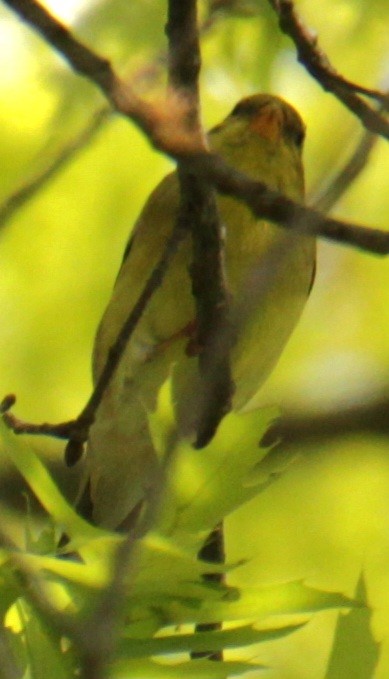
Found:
76,93 -> 316,532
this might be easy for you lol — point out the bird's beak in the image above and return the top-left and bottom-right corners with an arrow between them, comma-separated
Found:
249,103 -> 284,143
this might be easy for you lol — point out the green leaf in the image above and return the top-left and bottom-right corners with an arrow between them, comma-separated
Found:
150,387 -> 281,548
0,566 -> 21,619
154,581 -> 357,627
0,422 -> 102,546
325,574 -> 380,679
14,601 -> 74,679
119,622 -> 305,659
112,657 -> 265,678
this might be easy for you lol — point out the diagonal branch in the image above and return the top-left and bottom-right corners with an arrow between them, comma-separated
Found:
311,126 -> 378,213
1,0 -> 204,156
192,153 -> 389,255
2,0 -> 388,256
0,1 -> 227,229
1,222 -> 187,465
0,106 -> 111,229
2,0 -> 389,457
268,0 -> 389,139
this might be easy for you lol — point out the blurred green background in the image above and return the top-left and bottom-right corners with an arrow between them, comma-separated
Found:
0,0 -> 388,676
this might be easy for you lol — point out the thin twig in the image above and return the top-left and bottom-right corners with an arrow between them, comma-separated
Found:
0,526 -> 140,679
1,0 -> 205,156
68,214 -> 188,462
268,0 -> 389,139
2,0 -> 388,255
0,106 -> 111,228
0,2 -> 227,229
77,528 -> 142,679
1,223 -> 186,463
310,126 -> 378,213
2,0 -> 389,454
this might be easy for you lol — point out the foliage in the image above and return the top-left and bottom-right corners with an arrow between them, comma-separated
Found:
0,0 -> 388,677
0,405 -> 359,678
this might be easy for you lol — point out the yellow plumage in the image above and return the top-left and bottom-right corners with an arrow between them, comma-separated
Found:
79,94 -> 315,529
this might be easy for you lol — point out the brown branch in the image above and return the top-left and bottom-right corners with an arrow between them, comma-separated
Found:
76,529 -> 142,679
271,394 -> 389,446
268,0 -> 389,139
166,0 -> 201,102
166,0 -> 234,448
1,0 -> 205,156
191,153 -> 389,255
0,1 -> 227,229
178,170 -> 235,447
2,0 -> 388,255
166,0 -> 228,661
1,224 -> 187,463
2,0 -> 389,458
193,522 -> 225,661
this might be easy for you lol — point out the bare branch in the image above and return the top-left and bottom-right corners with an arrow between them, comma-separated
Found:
268,0 -> 389,139
2,0 -> 388,256
191,153 -> 389,255
310,126 -> 378,213
0,107 -> 111,229
77,529 -> 142,679
193,522 -> 225,661
2,0 -> 388,460
166,0 -> 201,102
0,221 -> 187,463
1,0 -> 206,156
166,0 -> 234,447
0,2 -> 227,229
273,394 -> 389,446
166,0 -> 228,657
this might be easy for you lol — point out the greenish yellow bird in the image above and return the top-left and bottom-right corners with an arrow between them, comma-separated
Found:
78,94 -> 316,530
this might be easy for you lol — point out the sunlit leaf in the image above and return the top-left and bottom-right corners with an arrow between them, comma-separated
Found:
119,621 -> 304,659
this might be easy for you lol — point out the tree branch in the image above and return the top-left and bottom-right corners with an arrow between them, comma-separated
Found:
268,0 -> 389,139
310,125 -> 378,213
192,154 -> 389,255
2,0 -> 389,456
166,0 -> 227,660
1,0 -> 203,156
2,0 -> 388,256
166,0 -> 234,448
0,106 -> 111,229
272,394 -> 389,446
1,223 -> 187,464
0,2 -> 228,229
